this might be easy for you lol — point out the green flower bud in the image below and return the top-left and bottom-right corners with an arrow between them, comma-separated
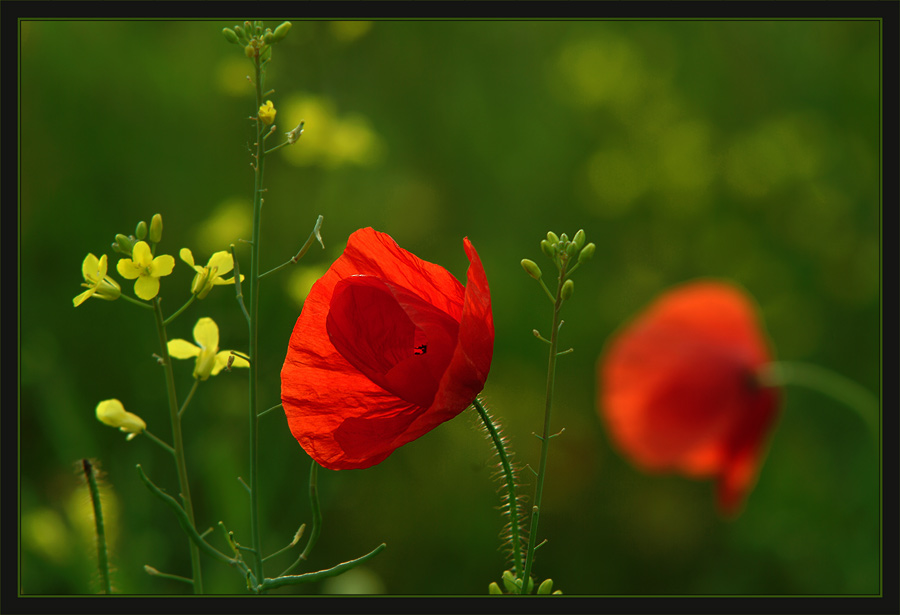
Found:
565,241 -> 578,258
135,220 -> 148,240
488,582 -> 502,595
578,242 -> 596,264
264,32 -> 275,44
553,589 -> 563,594
113,233 -> 135,256
537,578 -> 554,594
149,213 -> 163,243
540,239 -> 557,259
501,570 -> 517,594
233,24 -> 249,44
222,27 -> 240,44
560,232 -> 569,243
546,231 -> 559,245
273,21 -> 292,42
561,278 -> 574,301
573,229 -> 585,250
521,258 -> 542,280
245,44 -> 257,59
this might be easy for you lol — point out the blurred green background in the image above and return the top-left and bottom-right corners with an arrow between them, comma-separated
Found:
20,19 -> 881,595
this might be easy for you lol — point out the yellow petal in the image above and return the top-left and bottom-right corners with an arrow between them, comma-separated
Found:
168,339 -> 201,359
180,248 -> 196,268
132,241 -> 153,267
134,275 -> 161,300
118,411 -> 146,435
207,251 -> 234,276
96,399 -> 127,427
73,288 -> 95,307
211,350 -> 249,376
150,254 -> 176,277
82,253 -> 100,281
193,317 -> 219,351
117,258 -> 142,280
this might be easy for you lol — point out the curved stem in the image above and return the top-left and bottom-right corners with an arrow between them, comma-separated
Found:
520,265 -> 566,593
163,294 -> 197,326
758,360 -> 879,439
472,398 -> 523,578
259,544 -> 387,592
152,298 -> 204,593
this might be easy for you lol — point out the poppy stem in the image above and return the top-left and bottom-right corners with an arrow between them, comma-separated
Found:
81,459 -> 112,594
758,361 -> 879,439
472,397 -> 524,579
521,265 -> 567,593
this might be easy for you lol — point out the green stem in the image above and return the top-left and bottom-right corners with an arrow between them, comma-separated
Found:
178,380 -> 200,419
142,428 -> 176,456
258,215 -> 325,279
520,266 -> 566,593
163,294 -> 197,326
82,459 -> 112,594
136,464 -> 253,584
247,55 -> 266,586
152,298 -> 204,593
757,360 -> 879,439
472,398 -> 523,578
119,293 -> 154,310
259,544 -> 387,592
280,460 -> 323,576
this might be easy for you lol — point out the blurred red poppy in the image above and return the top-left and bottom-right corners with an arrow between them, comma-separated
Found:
598,280 -> 780,516
281,227 -> 493,470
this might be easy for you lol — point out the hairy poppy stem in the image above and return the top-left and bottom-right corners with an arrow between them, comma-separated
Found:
82,459 -> 112,594
521,264 -> 567,592
758,361 -> 879,439
472,398 -> 524,578
151,298 -> 204,593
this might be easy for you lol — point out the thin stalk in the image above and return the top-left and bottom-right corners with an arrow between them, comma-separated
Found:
152,298 -> 204,593
247,55 -> 266,585
520,266 -> 566,593
82,459 -> 112,594
163,294 -> 197,326
280,460 -> 322,576
758,360 -> 879,439
472,398 -> 523,578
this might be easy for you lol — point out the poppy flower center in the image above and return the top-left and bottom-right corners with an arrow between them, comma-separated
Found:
326,275 -> 459,408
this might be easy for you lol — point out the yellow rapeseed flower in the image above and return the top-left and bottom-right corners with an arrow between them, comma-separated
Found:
258,100 -> 277,125
96,399 -> 146,441
116,241 -> 175,301
73,254 -> 121,307
180,248 -> 244,299
168,317 -> 250,381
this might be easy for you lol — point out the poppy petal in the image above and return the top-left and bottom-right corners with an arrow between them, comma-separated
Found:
599,280 -> 779,516
281,228 -> 493,470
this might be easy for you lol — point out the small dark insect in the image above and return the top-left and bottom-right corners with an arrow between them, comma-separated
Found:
414,344 -> 428,355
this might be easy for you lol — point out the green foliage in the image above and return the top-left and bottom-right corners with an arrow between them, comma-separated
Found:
20,19 -> 880,595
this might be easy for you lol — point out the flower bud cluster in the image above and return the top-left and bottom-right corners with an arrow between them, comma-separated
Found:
523,229 -> 596,303
223,21 -> 292,61
488,570 -> 562,595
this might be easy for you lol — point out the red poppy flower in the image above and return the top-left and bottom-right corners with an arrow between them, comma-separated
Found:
281,227 -> 493,470
598,280 -> 780,516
